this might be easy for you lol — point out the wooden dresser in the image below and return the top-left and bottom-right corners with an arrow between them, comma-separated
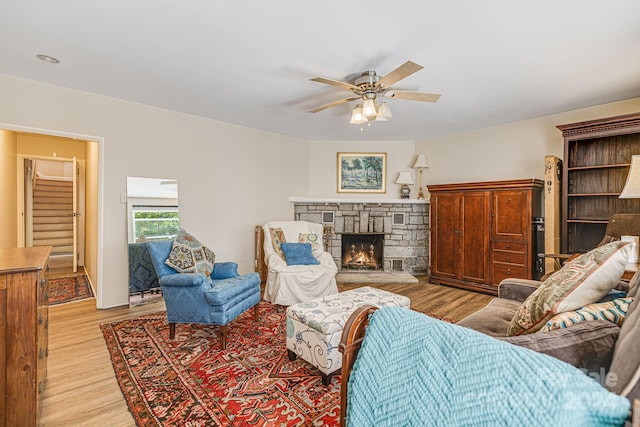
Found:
428,179 -> 543,295
0,246 -> 51,427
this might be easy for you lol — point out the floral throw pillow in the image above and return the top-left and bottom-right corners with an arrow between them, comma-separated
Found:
507,241 -> 631,336
299,232 -> 323,254
539,297 -> 633,332
165,228 -> 215,277
269,227 -> 287,260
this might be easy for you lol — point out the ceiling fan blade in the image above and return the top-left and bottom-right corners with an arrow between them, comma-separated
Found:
385,91 -> 441,103
310,97 -> 360,113
310,77 -> 360,92
376,61 -> 424,88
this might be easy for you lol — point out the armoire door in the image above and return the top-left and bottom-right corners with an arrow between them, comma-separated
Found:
430,192 -> 459,280
460,191 -> 490,284
492,190 -> 529,241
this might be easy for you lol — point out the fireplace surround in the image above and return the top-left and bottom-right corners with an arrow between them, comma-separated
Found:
291,197 -> 429,274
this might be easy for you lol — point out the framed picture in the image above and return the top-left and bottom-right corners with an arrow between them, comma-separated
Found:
337,152 -> 387,193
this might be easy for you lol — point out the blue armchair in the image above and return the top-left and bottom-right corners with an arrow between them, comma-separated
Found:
147,240 -> 261,350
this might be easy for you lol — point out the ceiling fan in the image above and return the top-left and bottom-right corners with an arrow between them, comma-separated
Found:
309,61 -> 441,124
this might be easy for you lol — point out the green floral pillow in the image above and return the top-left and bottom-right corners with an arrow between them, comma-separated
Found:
165,228 -> 215,277
299,232 -> 322,254
507,241 -> 631,336
539,297 -> 633,332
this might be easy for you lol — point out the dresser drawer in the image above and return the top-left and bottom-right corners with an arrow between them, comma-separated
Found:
492,263 -> 527,285
492,241 -> 526,253
492,250 -> 527,266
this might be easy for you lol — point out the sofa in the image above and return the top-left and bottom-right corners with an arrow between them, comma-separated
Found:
459,243 -> 640,402
339,241 -> 640,426
457,277 -> 624,377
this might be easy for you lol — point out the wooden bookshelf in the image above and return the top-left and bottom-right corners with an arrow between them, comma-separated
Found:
559,113 -> 640,253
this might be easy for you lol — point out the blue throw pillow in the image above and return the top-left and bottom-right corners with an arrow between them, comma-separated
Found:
280,243 -> 319,266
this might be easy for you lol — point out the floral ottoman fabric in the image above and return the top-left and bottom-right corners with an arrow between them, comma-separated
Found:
286,286 -> 410,381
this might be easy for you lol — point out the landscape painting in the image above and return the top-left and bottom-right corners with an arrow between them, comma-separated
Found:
337,152 -> 387,193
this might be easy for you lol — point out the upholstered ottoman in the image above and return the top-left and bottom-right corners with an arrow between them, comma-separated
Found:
286,286 -> 410,384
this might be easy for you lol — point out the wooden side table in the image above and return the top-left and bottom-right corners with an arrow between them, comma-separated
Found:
623,262 -> 639,281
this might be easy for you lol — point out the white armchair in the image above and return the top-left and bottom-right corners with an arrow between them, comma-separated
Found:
262,220 -> 338,305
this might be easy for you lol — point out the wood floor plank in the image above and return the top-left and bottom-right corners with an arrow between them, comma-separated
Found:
39,275 -> 493,426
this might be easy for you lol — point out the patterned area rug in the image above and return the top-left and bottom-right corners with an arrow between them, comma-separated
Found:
101,302 -> 340,426
48,274 -> 94,305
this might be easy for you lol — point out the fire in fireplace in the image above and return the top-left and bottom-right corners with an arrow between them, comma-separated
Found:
342,233 -> 384,270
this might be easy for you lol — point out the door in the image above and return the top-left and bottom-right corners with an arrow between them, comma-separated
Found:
492,190 -> 529,241
430,192 -> 459,280
460,191 -> 490,284
72,157 -> 78,272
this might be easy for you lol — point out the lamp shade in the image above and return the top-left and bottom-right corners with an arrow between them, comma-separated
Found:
362,98 -> 377,118
375,103 -> 392,121
413,154 -> 428,168
620,155 -> 640,198
395,171 -> 414,185
349,104 -> 367,125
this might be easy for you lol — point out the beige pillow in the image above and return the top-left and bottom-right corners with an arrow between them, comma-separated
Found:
269,227 -> 287,260
507,241 -> 631,336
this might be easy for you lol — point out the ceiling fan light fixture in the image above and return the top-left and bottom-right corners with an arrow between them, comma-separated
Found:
350,104 -> 367,125
375,103 -> 393,121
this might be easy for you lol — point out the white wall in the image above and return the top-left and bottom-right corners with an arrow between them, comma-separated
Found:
2,71 -> 639,307
308,141 -> 420,199
0,73 -> 308,308
416,98 -> 640,190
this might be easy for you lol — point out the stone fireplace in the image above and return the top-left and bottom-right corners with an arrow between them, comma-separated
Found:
291,197 -> 429,274
341,233 -> 384,270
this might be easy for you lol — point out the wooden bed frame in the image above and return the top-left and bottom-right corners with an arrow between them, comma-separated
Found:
337,304 -> 379,427
337,304 -> 640,427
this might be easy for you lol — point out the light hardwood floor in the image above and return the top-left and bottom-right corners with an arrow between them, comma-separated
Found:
39,275 -> 493,426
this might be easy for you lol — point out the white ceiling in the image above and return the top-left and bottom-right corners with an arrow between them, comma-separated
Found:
2,1 -> 640,141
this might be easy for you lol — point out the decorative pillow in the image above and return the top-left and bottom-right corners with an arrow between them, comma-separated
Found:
280,242 -> 319,266
269,227 -> 287,260
499,321 -> 620,375
539,297 -> 633,332
165,228 -> 215,276
299,232 -> 323,254
507,241 -> 632,336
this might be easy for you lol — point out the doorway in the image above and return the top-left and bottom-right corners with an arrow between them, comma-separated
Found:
3,126 -> 102,306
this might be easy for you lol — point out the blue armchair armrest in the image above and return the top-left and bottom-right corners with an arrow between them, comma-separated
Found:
159,273 -> 209,287
211,262 -> 239,280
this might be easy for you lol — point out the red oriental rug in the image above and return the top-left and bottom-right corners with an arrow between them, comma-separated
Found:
100,302 -> 340,426
48,274 -> 94,305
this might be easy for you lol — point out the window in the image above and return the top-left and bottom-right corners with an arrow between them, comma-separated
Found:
132,206 -> 179,242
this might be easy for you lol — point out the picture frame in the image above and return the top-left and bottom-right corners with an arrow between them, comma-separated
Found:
337,152 -> 387,193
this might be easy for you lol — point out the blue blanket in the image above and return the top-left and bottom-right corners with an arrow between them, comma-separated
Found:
347,307 -> 630,427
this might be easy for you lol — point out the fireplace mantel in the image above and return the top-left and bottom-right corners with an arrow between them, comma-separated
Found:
289,196 -> 429,204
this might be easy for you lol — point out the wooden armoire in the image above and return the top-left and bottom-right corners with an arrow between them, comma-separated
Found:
428,179 -> 543,295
